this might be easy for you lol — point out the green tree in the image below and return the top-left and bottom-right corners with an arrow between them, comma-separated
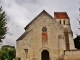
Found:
0,45 -> 16,60
74,35 -> 80,49
0,6 -> 7,42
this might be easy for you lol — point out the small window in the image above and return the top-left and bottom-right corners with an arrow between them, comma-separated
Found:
63,20 -> 65,25
60,21 -> 61,24
42,27 -> 47,32
18,57 -> 21,60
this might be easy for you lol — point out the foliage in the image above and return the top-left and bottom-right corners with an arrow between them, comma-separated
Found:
0,45 -> 16,60
0,6 -> 7,42
74,35 -> 80,49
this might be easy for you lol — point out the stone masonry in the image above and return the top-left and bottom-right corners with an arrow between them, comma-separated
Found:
16,10 -> 80,60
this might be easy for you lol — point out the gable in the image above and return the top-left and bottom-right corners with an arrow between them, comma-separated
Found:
17,10 -> 64,41
24,10 -> 54,30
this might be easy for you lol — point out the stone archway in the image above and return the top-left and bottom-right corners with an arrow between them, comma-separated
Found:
41,50 -> 49,60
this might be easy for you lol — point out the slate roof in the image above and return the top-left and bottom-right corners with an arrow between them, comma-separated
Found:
16,29 -> 32,41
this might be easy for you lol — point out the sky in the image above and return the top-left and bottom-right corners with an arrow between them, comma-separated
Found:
0,0 -> 80,46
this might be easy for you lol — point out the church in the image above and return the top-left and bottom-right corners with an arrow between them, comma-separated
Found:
16,10 -> 80,60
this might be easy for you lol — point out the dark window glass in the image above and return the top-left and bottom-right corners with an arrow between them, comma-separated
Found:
60,21 -> 61,24
42,27 -> 47,32
64,20 -> 65,25
18,57 -> 21,60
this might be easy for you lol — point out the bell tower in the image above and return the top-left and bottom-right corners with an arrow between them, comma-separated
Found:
54,12 -> 75,50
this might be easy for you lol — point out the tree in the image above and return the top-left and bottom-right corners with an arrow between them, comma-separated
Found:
0,6 -> 7,42
0,45 -> 16,60
74,2 -> 80,49
74,35 -> 80,49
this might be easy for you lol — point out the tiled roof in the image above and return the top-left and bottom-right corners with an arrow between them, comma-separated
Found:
54,12 -> 69,19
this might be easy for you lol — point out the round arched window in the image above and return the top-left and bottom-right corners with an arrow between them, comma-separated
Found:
42,27 -> 47,32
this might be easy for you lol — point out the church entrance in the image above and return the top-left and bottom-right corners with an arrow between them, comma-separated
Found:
41,50 -> 49,60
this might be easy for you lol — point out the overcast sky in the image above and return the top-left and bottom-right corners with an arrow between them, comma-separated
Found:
0,0 -> 80,46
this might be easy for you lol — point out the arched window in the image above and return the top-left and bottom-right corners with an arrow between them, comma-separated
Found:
42,27 -> 48,46
41,50 -> 49,60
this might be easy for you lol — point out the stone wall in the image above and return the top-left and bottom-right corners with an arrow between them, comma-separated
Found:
64,50 -> 80,60
16,11 -> 66,60
16,11 -> 77,60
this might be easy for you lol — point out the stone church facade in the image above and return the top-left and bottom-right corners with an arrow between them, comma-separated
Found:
16,10 -> 80,60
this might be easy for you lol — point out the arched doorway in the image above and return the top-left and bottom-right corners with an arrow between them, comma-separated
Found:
41,50 -> 49,60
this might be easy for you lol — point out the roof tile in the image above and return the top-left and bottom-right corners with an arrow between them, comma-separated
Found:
54,12 -> 69,19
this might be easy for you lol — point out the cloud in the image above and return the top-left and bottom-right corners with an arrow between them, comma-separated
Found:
16,0 -> 39,5
6,16 -> 11,23
8,32 -> 13,35
0,0 -> 80,46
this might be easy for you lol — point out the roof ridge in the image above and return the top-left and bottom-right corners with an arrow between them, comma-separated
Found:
24,10 -> 54,30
